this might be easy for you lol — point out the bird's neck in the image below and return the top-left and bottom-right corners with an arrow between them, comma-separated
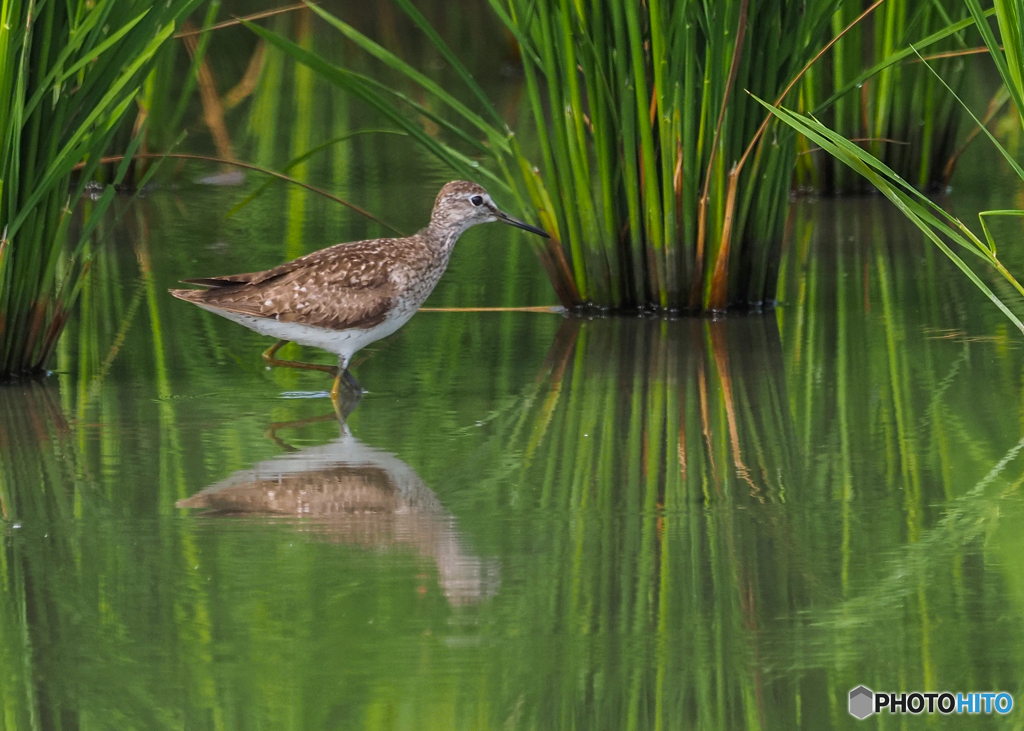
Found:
424,218 -> 472,252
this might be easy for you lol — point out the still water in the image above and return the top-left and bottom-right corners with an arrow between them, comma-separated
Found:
2,185 -> 1024,729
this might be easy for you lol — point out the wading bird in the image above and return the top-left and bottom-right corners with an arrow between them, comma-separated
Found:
171,181 -> 549,401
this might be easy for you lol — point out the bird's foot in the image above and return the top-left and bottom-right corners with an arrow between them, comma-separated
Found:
342,369 -> 362,393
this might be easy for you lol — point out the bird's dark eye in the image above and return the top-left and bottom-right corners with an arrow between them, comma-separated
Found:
470,195 -> 484,206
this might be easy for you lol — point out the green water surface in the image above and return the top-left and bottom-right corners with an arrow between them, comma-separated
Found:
3,184 -> 1024,730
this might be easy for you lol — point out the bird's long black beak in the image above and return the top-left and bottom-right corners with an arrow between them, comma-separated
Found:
496,209 -> 550,238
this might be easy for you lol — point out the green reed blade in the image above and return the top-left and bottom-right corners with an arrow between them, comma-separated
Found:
0,0 -> 200,374
390,0 -> 507,130
244,21 -> 510,194
623,0 -> 665,305
812,10 -> 991,116
8,21 -> 177,239
912,44 -> 1024,186
349,72 -> 493,156
227,129 -> 407,218
968,0 -> 1024,126
302,2 -> 508,153
759,99 -> 1024,333
168,0 -> 220,133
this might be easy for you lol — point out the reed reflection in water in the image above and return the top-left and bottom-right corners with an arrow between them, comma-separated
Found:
481,311 -> 1024,730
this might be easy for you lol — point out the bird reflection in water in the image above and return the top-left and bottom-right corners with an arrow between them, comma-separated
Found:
176,401 -> 498,606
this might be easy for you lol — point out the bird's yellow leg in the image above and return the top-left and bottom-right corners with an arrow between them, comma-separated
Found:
261,340 -> 338,376
264,413 -> 338,451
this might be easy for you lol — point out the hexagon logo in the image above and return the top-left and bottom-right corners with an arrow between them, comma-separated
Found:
849,686 -> 874,720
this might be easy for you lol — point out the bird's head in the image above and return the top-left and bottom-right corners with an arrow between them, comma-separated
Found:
430,181 -> 550,239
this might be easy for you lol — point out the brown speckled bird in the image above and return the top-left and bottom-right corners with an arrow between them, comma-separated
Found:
171,181 -> 549,400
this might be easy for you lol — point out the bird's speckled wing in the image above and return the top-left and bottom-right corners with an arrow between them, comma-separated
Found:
172,240 -> 400,331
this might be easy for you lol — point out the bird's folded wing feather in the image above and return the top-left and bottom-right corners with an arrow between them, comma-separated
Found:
181,240 -> 383,287
181,258 -> 306,288
176,244 -> 397,331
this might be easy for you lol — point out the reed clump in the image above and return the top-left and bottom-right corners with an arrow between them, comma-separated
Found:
799,0 -> 975,193
764,0 -> 1024,333
0,0 -> 199,377
251,0 -> 860,312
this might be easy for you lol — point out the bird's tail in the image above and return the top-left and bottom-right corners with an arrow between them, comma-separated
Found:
175,492 -> 211,509
169,288 -> 206,302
